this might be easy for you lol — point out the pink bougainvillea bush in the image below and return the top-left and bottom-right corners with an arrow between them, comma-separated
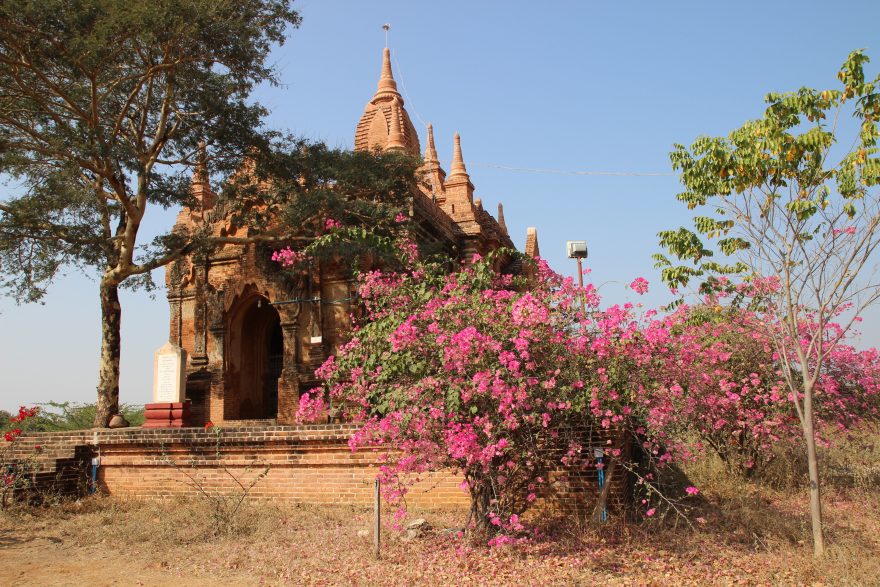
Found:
644,305 -> 799,474
294,251 -> 667,537
643,297 -> 880,475
276,234 -> 880,537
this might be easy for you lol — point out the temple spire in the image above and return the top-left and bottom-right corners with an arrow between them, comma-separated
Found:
386,97 -> 406,151
448,132 -> 469,179
356,47 -> 419,154
424,123 -> 439,164
376,47 -> 399,96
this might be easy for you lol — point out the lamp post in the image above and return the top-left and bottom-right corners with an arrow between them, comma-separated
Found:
566,240 -> 589,318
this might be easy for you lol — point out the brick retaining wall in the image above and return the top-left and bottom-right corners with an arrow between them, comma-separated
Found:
6,425 -> 628,512
95,425 -> 467,506
7,425 -> 467,507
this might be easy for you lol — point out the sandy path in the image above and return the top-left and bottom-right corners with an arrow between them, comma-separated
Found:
0,531 -> 256,587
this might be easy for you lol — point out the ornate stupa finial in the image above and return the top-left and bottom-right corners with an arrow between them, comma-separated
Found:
191,140 -> 205,181
191,139 -> 214,210
376,47 -> 398,95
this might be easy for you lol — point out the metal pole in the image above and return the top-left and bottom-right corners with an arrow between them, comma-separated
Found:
374,478 -> 381,559
576,256 -> 586,318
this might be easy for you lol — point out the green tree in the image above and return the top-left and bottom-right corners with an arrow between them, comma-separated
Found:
2,401 -> 144,431
226,142 -> 423,267
0,0 -> 300,426
656,50 -> 880,557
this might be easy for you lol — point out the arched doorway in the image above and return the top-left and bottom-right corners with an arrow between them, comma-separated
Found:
227,295 -> 282,420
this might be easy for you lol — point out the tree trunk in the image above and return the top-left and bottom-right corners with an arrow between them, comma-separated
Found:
803,387 -> 826,557
94,279 -> 122,427
593,429 -> 626,524
592,459 -> 616,524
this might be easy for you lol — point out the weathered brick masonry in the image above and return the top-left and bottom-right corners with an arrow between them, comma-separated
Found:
9,426 -> 466,506
7,425 -> 629,513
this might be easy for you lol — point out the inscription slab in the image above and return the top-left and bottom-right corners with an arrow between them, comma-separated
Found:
152,341 -> 188,403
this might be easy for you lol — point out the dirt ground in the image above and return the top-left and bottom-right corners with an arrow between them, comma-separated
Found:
2,481 -> 879,587
0,526 -> 260,586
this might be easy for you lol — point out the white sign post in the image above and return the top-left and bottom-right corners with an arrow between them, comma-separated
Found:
152,342 -> 187,404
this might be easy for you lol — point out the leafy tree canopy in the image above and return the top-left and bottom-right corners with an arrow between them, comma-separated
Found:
656,49 -> 880,306
0,0 -> 300,300
0,0 -> 301,425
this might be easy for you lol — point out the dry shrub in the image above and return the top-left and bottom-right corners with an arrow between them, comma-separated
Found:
742,426 -> 880,492
820,427 -> 880,491
682,453 -> 807,546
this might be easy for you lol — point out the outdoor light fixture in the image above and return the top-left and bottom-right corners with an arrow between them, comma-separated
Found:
566,240 -> 588,259
567,240 -> 589,317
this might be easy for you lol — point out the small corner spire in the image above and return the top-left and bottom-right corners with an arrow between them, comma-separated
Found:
525,227 -> 540,258
448,132 -> 469,179
497,202 -> 508,234
191,140 -> 214,211
424,123 -> 438,163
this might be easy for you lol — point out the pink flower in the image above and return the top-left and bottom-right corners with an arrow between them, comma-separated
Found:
487,535 -> 515,547
394,212 -> 408,223
296,392 -> 327,423
271,247 -> 306,267
646,508 -> 656,517
685,486 -> 700,496
629,277 -> 649,295
324,218 -> 342,230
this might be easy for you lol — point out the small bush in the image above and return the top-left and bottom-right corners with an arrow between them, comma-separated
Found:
15,401 -> 145,431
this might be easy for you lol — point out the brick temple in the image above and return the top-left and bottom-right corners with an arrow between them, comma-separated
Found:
5,51 -> 629,517
166,48 -> 541,427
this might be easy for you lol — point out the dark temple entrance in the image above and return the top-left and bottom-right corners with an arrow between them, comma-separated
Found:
228,295 -> 282,420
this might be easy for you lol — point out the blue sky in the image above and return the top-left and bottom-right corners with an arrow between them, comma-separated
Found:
2,0 -> 879,411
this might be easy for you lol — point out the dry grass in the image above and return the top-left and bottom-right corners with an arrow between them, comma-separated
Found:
1,432 -> 879,585
1,488 -> 878,586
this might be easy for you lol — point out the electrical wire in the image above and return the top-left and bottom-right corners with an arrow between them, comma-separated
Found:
390,31 -> 674,179
271,296 -> 356,306
458,161 -> 677,177
389,37 -> 672,179
391,51 -> 429,130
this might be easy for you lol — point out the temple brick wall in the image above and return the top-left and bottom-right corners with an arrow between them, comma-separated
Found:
7,426 -> 467,507
6,425 -> 628,513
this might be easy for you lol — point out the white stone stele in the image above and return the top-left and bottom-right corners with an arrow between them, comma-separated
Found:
152,341 -> 188,403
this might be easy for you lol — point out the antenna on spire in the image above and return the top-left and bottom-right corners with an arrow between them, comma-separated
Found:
382,23 -> 391,48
